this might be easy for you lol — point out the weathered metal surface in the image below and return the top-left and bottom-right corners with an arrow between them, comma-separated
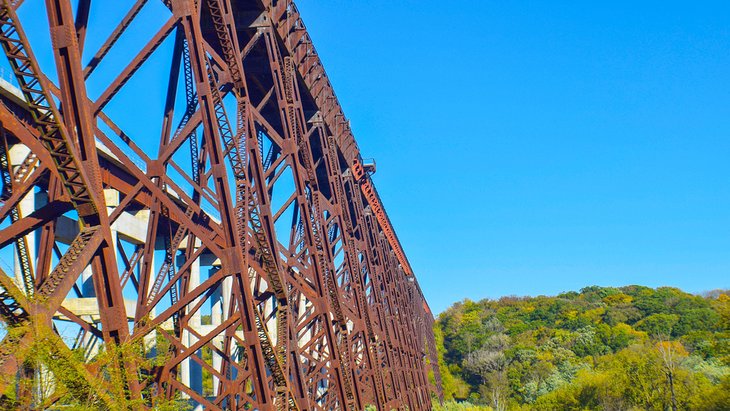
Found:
0,0 -> 441,409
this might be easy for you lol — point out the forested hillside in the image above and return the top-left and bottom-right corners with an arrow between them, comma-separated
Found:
432,286 -> 730,410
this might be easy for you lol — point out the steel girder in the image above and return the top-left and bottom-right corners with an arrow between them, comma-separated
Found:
0,0 -> 441,409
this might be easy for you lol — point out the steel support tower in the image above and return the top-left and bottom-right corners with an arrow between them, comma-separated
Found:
0,0 -> 441,409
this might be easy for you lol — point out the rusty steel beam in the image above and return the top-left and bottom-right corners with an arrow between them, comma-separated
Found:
0,0 -> 441,409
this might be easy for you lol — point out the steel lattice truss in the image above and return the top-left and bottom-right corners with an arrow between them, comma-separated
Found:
0,0 -> 441,409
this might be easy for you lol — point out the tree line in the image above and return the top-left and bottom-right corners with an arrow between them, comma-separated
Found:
431,285 -> 730,410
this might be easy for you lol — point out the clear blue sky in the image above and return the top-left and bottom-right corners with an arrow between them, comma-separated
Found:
2,1 -> 727,315
297,1 -> 730,313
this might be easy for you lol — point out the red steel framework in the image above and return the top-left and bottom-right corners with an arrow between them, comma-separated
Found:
0,0 -> 442,409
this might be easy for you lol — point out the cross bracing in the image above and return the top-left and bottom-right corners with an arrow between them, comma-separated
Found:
0,1 -> 441,409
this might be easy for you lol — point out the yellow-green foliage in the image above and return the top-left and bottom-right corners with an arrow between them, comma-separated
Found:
431,399 -> 493,411
4,325 -> 191,410
435,286 -> 730,409
434,324 -> 471,400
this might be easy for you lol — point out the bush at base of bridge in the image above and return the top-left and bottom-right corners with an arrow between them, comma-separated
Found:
432,399 -> 493,411
0,324 -> 191,410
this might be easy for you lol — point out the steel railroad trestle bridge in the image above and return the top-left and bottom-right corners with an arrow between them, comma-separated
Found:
0,0 -> 441,409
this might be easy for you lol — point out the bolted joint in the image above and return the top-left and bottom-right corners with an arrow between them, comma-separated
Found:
49,24 -> 75,50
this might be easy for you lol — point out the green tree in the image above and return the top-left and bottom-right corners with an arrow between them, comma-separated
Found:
635,313 -> 679,336
435,286 -> 729,410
